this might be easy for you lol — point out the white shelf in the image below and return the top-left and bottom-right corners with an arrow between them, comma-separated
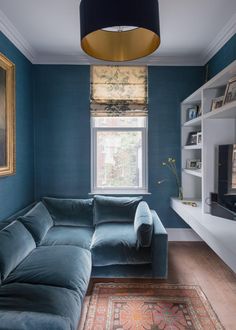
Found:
183,169 -> 202,178
183,144 -> 202,150
203,100 -> 236,119
179,60 -> 236,273
183,116 -> 202,127
171,198 -> 236,273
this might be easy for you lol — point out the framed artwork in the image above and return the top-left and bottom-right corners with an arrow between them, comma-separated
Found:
186,131 -> 197,145
186,159 -> 200,170
0,53 -> 15,176
186,106 -> 198,121
197,132 -> 202,145
223,77 -> 236,105
211,96 -> 224,111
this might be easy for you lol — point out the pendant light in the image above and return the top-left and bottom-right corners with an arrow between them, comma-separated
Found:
80,0 -> 161,62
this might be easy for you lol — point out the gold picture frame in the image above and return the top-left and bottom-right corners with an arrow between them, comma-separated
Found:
0,53 -> 15,176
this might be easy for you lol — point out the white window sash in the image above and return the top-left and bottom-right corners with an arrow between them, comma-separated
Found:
91,119 -> 148,194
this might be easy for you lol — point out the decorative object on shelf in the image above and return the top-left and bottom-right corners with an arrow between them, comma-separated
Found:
186,159 -> 200,170
158,157 -> 183,200
0,53 -> 15,177
186,131 -> 198,145
182,201 -> 198,207
186,106 -> 198,121
223,77 -> 236,104
197,132 -> 202,145
196,161 -> 202,170
211,96 -> 224,111
186,104 -> 201,122
79,0 -> 161,62
197,104 -> 202,117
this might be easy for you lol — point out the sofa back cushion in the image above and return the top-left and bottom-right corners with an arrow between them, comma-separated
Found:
18,202 -> 53,245
94,195 -> 142,225
42,197 -> 94,227
0,221 -> 36,281
134,201 -> 153,247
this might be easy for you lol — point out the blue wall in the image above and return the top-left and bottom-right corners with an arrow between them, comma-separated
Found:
207,33 -> 236,79
146,67 -> 204,227
34,64 -> 204,228
34,65 -> 90,199
0,33 -> 34,220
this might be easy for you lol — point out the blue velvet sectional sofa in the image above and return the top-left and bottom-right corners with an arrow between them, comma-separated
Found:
0,195 -> 168,330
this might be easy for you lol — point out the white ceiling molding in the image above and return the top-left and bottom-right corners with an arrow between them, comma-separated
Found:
201,13 -> 236,65
34,53 -> 203,66
0,7 -> 235,66
0,9 -> 36,62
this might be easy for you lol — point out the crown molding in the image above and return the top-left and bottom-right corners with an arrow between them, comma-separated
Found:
0,9 -> 36,62
34,53 -> 203,66
201,13 -> 236,65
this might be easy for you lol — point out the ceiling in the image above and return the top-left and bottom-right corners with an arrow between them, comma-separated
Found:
0,0 -> 236,65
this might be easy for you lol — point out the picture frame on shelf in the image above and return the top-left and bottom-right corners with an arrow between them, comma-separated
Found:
223,77 -> 236,105
186,159 -> 200,170
196,161 -> 202,170
186,131 -> 197,145
211,96 -> 224,111
196,104 -> 202,117
186,106 -> 198,121
197,132 -> 202,145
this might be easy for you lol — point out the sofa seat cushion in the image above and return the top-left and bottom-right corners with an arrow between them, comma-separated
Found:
5,246 -> 91,295
91,223 -> 151,266
42,226 -> 94,250
0,311 -> 71,330
0,283 -> 81,330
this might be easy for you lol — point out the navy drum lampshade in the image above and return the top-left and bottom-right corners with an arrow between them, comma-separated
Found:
80,0 -> 161,61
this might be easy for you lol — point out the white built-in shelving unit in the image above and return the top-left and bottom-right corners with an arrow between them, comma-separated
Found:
171,60 -> 236,273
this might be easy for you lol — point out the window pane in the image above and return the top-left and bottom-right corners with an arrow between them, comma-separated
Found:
93,116 -> 146,128
96,131 -> 143,188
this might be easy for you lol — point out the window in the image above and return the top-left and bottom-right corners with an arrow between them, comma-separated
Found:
90,66 -> 148,194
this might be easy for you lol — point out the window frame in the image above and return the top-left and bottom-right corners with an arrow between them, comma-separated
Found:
91,117 -> 148,195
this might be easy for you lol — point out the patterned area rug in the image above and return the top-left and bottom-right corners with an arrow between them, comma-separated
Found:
79,282 -> 223,330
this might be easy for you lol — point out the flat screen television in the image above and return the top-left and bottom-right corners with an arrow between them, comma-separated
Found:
211,144 -> 236,220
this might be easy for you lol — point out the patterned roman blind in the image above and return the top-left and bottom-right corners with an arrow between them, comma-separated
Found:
90,65 -> 148,117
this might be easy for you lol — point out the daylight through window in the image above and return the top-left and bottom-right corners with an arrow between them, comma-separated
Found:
91,66 -> 148,194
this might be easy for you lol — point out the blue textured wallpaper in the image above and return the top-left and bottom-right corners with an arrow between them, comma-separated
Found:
34,65 -> 204,228
207,33 -> 236,79
0,32 -> 34,220
34,65 -> 90,199
146,66 -> 204,227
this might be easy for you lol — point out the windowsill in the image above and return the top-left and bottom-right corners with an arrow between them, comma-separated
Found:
89,190 -> 151,196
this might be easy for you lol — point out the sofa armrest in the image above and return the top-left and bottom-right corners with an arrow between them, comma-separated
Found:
150,210 -> 168,278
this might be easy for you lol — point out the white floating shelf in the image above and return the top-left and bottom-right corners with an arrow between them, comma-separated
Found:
183,169 -> 202,178
171,197 -> 236,273
183,116 -> 202,127
203,100 -> 236,120
183,144 -> 202,150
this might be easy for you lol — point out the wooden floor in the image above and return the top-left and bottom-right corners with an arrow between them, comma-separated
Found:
88,242 -> 236,330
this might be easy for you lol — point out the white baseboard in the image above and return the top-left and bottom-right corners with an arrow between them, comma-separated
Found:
166,228 -> 202,242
